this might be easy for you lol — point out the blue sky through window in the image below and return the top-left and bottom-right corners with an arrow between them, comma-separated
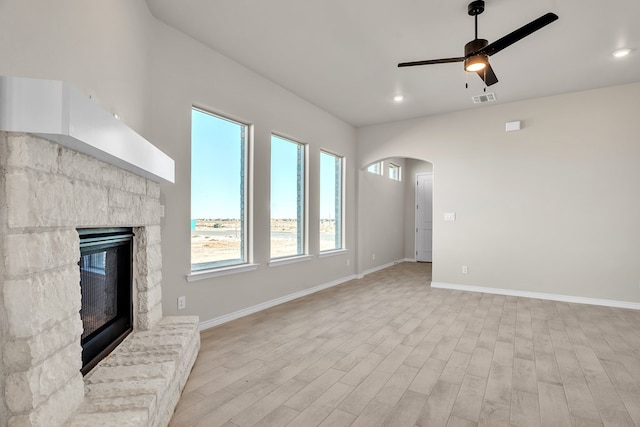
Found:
191,109 -> 243,219
271,135 -> 301,219
191,108 -> 339,221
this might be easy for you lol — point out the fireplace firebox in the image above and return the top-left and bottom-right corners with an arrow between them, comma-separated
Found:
78,228 -> 134,375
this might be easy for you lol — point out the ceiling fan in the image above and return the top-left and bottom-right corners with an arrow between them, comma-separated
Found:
398,0 -> 558,86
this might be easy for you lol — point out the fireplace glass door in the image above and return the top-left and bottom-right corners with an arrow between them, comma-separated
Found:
78,228 -> 133,375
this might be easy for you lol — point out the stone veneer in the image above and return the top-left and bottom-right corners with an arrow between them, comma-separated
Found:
0,132 -> 199,426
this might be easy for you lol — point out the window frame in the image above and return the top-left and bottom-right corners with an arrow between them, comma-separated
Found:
189,107 -> 252,274
319,150 -> 345,253
389,162 -> 401,181
269,133 -> 308,261
366,161 -> 383,175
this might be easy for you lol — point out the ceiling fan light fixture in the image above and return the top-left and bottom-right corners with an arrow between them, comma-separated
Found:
612,48 -> 631,58
465,55 -> 488,72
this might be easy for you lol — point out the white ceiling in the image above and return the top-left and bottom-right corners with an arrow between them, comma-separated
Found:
146,0 -> 640,127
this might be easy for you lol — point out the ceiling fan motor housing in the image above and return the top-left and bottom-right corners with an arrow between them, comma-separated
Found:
465,38 -> 488,56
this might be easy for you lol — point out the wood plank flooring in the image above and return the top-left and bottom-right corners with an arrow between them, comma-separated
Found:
170,262 -> 640,427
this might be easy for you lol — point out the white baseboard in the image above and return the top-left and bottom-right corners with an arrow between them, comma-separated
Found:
430,282 -> 640,311
199,274 -> 357,331
356,258 -> 408,279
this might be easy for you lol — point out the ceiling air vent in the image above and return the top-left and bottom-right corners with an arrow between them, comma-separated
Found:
472,93 -> 496,104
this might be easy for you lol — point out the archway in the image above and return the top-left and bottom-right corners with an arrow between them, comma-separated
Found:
357,156 -> 433,276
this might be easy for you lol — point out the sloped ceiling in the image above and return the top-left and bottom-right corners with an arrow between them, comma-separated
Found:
146,0 -> 640,127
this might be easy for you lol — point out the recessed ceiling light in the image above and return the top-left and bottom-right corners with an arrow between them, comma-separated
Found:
393,95 -> 404,102
612,48 -> 632,58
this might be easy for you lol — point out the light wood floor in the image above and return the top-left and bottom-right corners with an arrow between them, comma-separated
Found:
170,262 -> 640,427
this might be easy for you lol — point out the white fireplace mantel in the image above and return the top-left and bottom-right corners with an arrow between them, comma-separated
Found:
0,76 -> 174,183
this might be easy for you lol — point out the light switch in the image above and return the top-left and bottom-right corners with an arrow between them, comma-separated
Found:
444,212 -> 456,221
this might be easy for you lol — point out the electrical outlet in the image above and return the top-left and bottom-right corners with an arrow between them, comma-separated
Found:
346,258 -> 350,266
177,296 -> 186,310
462,265 -> 469,274
444,212 -> 456,221
372,253 -> 376,260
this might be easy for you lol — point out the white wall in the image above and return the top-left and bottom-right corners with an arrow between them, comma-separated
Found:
357,83 -> 640,303
358,158 -> 406,272
0,0 -> 152,136
148,20 -> 357,322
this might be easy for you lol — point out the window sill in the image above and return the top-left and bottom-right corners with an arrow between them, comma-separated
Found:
268,254 -> 313,267
318,249 -> 349,258
186,263 -> 259,282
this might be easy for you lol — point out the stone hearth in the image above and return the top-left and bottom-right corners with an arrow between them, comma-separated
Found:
0,131 -> 199,426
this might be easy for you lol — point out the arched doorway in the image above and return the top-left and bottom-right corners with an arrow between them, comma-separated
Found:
358,157 -> 433,274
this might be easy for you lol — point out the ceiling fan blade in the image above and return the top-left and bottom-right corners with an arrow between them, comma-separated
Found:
476,63 -> 498,86
398,57 -> 464,67
481,12 -> 558,57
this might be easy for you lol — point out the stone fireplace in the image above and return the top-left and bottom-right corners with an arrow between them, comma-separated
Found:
0,78 -> 199,426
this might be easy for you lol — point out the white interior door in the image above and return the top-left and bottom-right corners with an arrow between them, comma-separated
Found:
416,173 -> 433,262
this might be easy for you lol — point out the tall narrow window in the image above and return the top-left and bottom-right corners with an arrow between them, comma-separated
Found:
367,161 -> 382,175
191,108 -> 248,271
389,163 -> 401,181
271,135 -> 306,259
320,151 -> 344,251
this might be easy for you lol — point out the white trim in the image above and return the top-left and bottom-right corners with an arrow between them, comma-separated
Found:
199,274 -> 357,330
430,282 -> 640,310
186,263 -> 259,282
356,258 -> 407,279
318,249 -> 349,258
268,254 -> 313,267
